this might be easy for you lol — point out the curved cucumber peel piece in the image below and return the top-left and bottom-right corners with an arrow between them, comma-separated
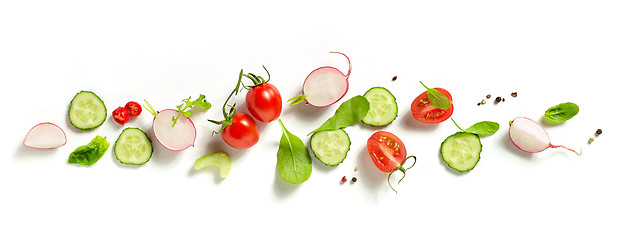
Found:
441,132 -> 482,172
194,152 -> 231,178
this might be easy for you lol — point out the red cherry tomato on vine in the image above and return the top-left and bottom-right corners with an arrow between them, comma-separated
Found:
112,107 -> 129,125
246,82 -> 282,123
410,88 -> 454,124
221,112 -> 260,149
125,101 -> 142,117
367,131 -> 416,193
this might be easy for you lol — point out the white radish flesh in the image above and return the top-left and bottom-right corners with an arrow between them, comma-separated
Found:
301,52 -> 351,107
509,117 -> 581,155
23,122 -> 67,149
152,109 -> 196,151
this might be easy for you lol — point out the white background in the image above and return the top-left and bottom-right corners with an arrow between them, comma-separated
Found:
1,0 -> 621,239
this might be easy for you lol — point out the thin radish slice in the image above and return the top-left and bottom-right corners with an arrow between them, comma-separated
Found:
23,122 -> 67,149
152,109 -> 196,151
289,52 -> 351,107
509,117 -> 581,155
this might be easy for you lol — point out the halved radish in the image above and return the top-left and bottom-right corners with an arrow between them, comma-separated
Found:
23,122 -> 67,149
509,117 -> 581,155
144,100 -> 196,151
288,52 -> 351,107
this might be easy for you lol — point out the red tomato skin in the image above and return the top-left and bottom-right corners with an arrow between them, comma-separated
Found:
221,112 -> 260,149
367,131 -> 407,173
246,83 -> 282,123
410,88 -> 454,124
112,107 -> 129,125
125,101 -> 142,117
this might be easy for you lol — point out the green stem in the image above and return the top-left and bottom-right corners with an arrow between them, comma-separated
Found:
143,100 -> 158,117
451,118 -> 465,132
387,155 -> 417,194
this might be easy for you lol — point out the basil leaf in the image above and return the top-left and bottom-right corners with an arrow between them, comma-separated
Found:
68,136 -> 110,166
545,102 -> 579,124
426,88 -> 451,110
277,120 -> 312,184
308,95 -> 370,135
464,121 -> 499,136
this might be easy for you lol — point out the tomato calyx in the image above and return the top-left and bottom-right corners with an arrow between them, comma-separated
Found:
241,65 -> 270,89
388,155 -> 417,194
209,69 -> 246,135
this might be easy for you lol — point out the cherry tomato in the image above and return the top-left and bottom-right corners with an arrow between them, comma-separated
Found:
367,131 -> 408,173
410,88 -> 454,123
112,107 -> 129,125
125,101 -> 142,117
246,82 -> 282,123
367,131 -> 416,193
221,112 -> 259,149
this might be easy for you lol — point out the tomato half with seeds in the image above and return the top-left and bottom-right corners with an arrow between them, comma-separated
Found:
367,131 -> 416,193
112,107 -> 129,125
246,82 -> 282,123
125,101 -> 142,117
410,88 -> 454,123
221,112 -> 259,149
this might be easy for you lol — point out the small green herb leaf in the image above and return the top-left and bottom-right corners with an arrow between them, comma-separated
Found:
172,94 -> 211,127
420,81 -> 451,110
545,102 -> 579,124
452,118 -> 499,136
465,121 -> 499,136
68,135 -> 110,166
308,95 -> 370,135
277,119 -> 312,184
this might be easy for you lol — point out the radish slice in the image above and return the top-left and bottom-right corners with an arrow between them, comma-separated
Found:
289,52 -> 351,107
23,122 -> 67,149
509,117 -> 581,155
152,109 -> 196,151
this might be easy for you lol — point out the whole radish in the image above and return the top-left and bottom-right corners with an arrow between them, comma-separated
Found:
509,117 -> 581,155
288,52 -> 351,107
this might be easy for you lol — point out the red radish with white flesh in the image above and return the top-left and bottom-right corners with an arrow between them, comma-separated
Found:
288,52 -> 351,107
144,101 -> 196,151
23,122 -> 67,149
509,117 -> 581,155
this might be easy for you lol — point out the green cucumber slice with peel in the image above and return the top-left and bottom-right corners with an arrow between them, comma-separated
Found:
310,129 -> 351,166
68,91 -> 107,130
362,87 -> 398,127
114,128 -> 153,165
441,132 -> 482,172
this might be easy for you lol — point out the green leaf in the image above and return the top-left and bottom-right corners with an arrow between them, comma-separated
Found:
172,94 -> 211,127
308,95 -> 370,135
464,121 -> 499,136
277,119 -> 312,184
68,136 -> 110,166
420,81 -> 451,110
545,102 -> 579,124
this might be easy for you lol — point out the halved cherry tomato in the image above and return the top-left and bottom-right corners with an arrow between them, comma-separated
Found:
125,101 -> 142,117
367,131 -> 408,173
246,82 -> 282,123
221,112 -> 259,149
367,131 -> 416,193
112,107 -> 129,125
410,88 -> 454,123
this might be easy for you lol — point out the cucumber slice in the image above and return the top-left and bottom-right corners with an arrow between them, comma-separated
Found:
441,132 -> 482,172
114,128 -> 153,165
362,87 -> 398,126
310,129 -> 350,166
68,91 -> 107,130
